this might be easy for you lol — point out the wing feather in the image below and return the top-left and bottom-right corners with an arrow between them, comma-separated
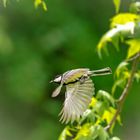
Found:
59,78 -> 94,123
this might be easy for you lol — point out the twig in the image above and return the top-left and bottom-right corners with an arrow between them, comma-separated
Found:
126,53 -> 140,62
105,52 -> 140,131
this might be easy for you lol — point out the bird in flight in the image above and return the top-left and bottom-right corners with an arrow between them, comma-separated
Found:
50,67 -> 112,124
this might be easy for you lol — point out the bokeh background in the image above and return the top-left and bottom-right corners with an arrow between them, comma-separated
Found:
0,0 -> 140,140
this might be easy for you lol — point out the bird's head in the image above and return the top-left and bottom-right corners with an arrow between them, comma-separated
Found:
50,75 -> 62,83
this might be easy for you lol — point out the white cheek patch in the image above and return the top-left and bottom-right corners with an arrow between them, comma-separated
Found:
54,76 -> 61,82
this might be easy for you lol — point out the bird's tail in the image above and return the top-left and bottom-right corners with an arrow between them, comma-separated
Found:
89,67 -> 112,76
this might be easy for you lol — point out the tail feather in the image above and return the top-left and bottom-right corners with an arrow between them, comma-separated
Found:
89,67 -> 112,76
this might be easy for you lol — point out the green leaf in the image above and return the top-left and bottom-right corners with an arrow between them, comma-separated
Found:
97,22 -> 136,57
97,126 -> 109,140
74,125 -> 109,140
110,137 -> 121,140
135,71 -> 140,82
58,126 -> 73,140
115,61 -> 129,78
99,107 -> 121,133
89,97 -> 98,108
97,90 -> 115,106
34,0 -> 47,11
112,61 -> 130,93
101,108 -> 115,124
112,71 -> 130,94
113,0 -> 121,13
111,35 -> 120,51
74,123 -> 93,140
97,13 -> 140,57
126,39 -> 140,59
109,107 -> 122,125
112,78 -> 124,94
80,109 -> 96,124
111,13 -> 139,28
3,0 -> 7,7
129,2 -> 140,13
93,101 -> 105,115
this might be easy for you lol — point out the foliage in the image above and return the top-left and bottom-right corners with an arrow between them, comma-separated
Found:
34,0 -> 47,11
113,0 -> 121,13
59,1 -> 140,140
59,91 -> 121,140
0,0 -> 140,140
97,12 -> 140,57
2,0 -> 7,7
59,93 -> 118,140
97,1 -> 140,94
1,0 -> 47,10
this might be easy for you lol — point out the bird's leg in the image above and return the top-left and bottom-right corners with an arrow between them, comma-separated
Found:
79,74 -> 89,84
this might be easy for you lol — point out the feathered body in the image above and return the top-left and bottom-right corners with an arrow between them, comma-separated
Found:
51,67 -> 111,124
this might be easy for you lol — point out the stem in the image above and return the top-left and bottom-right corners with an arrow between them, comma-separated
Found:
105,53 -> 140,131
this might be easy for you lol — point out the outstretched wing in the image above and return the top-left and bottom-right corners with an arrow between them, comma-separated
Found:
59,78 -> 94,124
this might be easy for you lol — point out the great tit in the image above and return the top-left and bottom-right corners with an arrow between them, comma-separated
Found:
51,67 -> 112,124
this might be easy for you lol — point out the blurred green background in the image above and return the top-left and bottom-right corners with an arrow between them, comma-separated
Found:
0,0 -> 140,140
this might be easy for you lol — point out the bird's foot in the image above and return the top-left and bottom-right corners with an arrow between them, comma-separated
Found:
79,75 -> 89,84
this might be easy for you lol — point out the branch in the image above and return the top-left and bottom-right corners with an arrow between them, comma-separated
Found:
105,52 -> 140,131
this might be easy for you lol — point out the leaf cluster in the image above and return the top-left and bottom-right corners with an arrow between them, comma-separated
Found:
59,90 -> 120,140
1,0 -> 47,11
97,1 -> 140,94
59,1 -> 140,140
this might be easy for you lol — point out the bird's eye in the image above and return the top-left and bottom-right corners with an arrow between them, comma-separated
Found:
55,74 -> 61,78
53,74 -> 62,83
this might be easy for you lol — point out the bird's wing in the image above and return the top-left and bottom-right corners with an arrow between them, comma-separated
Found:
59,78 -> 94,124
51,84 -> 63,97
